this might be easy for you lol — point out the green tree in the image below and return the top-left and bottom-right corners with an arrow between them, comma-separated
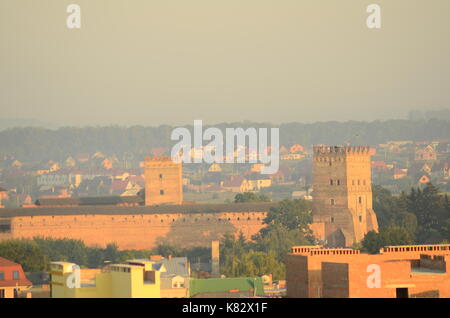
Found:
0,239 -> 48,271
262,199 -> 312,232
361,226 -> 415,254
253,224 -> 312,262
234,192 -> 270,203
219,233 -> 285,279
406,183 -> 448,242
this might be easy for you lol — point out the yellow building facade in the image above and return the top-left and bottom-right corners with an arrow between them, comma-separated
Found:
50,260 -> 161,298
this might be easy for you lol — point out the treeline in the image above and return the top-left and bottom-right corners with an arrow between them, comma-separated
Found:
0,237 -> 208,273
1,118 -> 450,162
220,199 -> 314,279
361,183 -> 450,253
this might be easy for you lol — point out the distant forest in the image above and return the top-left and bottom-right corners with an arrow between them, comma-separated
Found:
0,118 -> 449,163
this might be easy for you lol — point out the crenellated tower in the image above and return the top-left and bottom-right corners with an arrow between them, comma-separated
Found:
312,146 -> 378,247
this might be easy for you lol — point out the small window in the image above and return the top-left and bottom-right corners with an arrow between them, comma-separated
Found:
359,197 -> 362,204
160,190 -> 165,195
352,180 -> 355,186
13,271 -> 19,280
337,179 -> 340,186
331,217 -> 335,223
330,179 -> 333,185
330,199 -> 335,206
0,289 -> 4,298
0,272 -> 4,280
0,224 -> 11,233
357,180 -> 360,185
159,174 -> 163,179
359,216 -> 362,222
363,180 -> 366,185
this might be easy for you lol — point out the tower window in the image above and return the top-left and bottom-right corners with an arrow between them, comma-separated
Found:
331,217 -> 335,223
359,197 -> 362,204
359,216 -> 362,222
159,174 -> 163,179
330,179 -> 333,185
160,190 -> 165,195
337,179 -> 340,186
330,199 -> 335,206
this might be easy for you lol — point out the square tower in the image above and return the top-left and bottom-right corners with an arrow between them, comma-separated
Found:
312,146 -> 378,247
144,156 -> 183,206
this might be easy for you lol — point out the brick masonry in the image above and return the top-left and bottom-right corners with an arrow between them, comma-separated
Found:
312,146 -> 379,247
0,210 -> 268,250
286,245 -> 450,298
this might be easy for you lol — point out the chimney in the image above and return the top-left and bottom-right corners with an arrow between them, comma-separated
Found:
211,240 -> 220,278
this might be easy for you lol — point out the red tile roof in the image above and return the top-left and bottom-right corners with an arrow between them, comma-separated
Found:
0,257 -> 18,267
0,257 -> 32,287
223,176 -> 245,187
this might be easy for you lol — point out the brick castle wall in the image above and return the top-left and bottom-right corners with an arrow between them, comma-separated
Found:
4,211 -> 267,250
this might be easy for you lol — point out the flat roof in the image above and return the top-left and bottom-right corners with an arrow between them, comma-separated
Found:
411,267 -> 446,274
0,202 -> 276,218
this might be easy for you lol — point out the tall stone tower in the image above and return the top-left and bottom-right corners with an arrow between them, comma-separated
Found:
312,146 -> 378,247
144,156 -> 183,206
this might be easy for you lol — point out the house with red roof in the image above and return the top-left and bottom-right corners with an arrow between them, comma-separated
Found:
393,168 -> 408,180
371,161 -> 389,171
290,144 -> 305,154
221,176 -> 253,193
0,257 -> 32,298
418,175 -> 431,185
415,145 -> 437,161
0,187 -> 8,206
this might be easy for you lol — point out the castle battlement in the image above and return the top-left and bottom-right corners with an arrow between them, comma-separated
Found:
313,145 -> 371,155
291,244 -> 450,257
291,246 -> 360,256
290,246 -> 323,254
380,244 -> 450,254
144,156 -> 174,162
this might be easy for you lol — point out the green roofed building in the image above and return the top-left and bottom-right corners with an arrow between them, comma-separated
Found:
190,277 -> 265,298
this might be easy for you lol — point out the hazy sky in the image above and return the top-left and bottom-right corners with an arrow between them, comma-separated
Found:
1,0 -> 450,126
